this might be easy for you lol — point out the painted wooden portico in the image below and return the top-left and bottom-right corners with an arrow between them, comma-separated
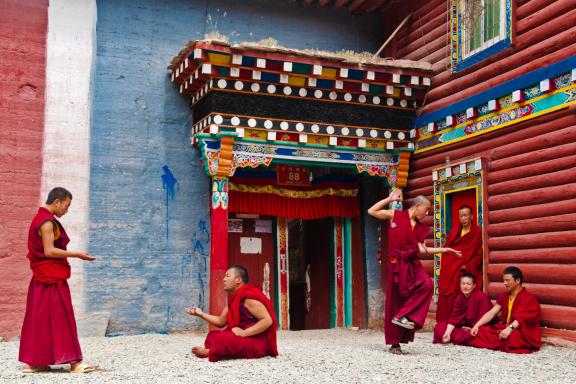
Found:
170,40 -> 432,329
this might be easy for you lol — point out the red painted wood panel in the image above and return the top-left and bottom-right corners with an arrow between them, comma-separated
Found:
489,248 -> 576,264
487,265 -> 576,286
488,152 -> 576,183
487,283 -> 576,313
384,0 -> 576,113
488,213 -> 576,237
489,199 -> 576,224
0,0 -> 48,339
404,108 -> 576,334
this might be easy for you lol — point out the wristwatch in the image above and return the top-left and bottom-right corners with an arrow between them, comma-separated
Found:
509,324 -> 515,330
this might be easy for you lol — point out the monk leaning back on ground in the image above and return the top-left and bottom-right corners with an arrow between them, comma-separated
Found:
187,265 -> 278,362
436,205 -> 483,323
19,187 -> 96,374
468,266 -> 542,354
368,191 -> 461,355
433,272 -> 492,345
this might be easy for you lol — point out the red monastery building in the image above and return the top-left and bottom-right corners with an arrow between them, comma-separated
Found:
380,0 -> 576,341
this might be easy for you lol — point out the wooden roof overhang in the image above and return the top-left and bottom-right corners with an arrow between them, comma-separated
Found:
300,0 -> 393,14
169,40 -> 432,188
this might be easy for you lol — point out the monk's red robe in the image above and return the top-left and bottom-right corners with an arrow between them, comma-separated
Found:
433,289 -> 492,345
384,209 -> 433,345
204,284 -> 278,362
19,208 -> 83,366
468,288 -> 542,354
436,223 -> 483,323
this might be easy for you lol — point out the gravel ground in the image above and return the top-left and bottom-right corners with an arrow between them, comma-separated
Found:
1,329 -> 574,384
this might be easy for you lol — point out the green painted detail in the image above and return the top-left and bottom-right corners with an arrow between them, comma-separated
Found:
329,220 -> 336,328
216,66 -> 229,77
344,218 -> 353,328
272,218 -> 280,328
369,84 -> 383,95
292,62 -> 311,75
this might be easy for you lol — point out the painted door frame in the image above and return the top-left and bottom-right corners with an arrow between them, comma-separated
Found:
432,157 -> 488,299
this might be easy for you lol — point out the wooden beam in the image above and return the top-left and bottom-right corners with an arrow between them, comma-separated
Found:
365,0 -> 388,13
372,12 -> 412,59
334,0 -> 351,9
348,0 -> 366,12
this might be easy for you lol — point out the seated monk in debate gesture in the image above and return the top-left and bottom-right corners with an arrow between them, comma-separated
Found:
187,265 -> 278,362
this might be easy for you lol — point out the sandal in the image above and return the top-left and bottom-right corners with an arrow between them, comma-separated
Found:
391,316 -> 415,330
22,365 -> 51,373
70,363 -> 96,374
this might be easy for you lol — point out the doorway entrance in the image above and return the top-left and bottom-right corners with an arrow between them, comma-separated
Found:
287,218 -> 332,330
228,215 -> 275,301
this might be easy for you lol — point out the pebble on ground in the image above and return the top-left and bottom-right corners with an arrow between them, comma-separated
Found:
1,330 -> 574,383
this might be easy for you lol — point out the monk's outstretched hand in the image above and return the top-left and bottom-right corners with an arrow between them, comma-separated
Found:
231,327 -> 246,337
186,307 -> 204,318
445,248 -> 462,257
77,252 -> 96,261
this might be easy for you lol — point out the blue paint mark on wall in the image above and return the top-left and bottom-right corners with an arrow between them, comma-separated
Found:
87,0 -> 382,334
162,165 -> 178,240
162,165 -> 178,200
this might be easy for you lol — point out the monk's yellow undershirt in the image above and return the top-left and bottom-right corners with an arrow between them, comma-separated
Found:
507,296 -> 515,324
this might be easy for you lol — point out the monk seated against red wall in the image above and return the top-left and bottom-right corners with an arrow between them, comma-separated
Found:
433,272 -> 492,345
186,265 -> 278,362
468,266 -> 542,354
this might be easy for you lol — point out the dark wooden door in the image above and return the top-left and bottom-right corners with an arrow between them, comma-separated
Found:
228,217 -> 275,305
303,218 -> 332,329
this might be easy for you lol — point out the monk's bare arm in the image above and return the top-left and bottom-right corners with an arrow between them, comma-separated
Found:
40,221 -> 95,261
418,243 -> 462,256
367,190 -> 402,221
470,304 -> 501,336
232,298 -> 273,337
187,307 -> 228,328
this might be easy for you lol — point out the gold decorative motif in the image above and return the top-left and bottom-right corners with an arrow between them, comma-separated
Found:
229,183 -> 358,198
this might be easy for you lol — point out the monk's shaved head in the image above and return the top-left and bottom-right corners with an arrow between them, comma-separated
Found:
229,265 -> 249,283
411,195 -> 431,207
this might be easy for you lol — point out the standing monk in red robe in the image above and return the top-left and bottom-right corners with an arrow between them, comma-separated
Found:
19,187 -> 96,373
468,266 -> 541,354
433,273 -> 492,345
368,191 -> 461,355
436,205 -> 484,323
187,265 -> 278,362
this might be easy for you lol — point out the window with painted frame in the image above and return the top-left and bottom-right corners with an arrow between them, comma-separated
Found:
451,0 -> 513,72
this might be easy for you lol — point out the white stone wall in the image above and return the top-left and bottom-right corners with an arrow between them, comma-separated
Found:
42,0 -> 96,313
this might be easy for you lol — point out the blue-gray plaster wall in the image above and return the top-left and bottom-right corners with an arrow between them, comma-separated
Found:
88,0 -> 383,334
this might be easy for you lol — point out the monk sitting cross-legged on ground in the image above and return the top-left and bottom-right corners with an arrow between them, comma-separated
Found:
368,191 -> 461,355
436,205 -> 483,324
187,265 -> 278,362
468,266 -> 542,354
433,272 -> 492,345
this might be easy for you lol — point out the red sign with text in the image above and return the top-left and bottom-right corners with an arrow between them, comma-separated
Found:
277,165 -> 310,186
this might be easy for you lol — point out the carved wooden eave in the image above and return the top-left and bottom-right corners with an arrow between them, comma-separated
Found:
170,40 -> 432,187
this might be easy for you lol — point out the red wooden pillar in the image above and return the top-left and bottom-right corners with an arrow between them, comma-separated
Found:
208,133 -> 235,317
209,176 -> 229,317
